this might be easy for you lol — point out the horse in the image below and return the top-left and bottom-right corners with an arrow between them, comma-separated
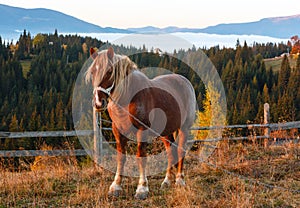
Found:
85,47 -> 196,199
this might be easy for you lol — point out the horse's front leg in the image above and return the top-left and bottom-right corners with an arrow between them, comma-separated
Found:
135,129 -> 149,200
108,123 -> 128,197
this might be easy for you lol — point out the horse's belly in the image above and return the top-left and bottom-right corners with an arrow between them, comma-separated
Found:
128,88 -> 181,137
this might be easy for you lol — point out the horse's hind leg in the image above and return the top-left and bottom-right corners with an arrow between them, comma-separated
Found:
108,123 -> 128,197
135,129 -> 149,200
175,128 -> 188,186
161,134 -> 178,189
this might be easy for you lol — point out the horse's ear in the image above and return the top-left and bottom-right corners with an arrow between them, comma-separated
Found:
90,47 -> 98,59
107,47 -> 114,60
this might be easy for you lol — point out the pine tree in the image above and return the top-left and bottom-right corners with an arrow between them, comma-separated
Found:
277,92 -> 296,121
287,55 -> 300,120
55,99 -> 66,130
9,114 -> 19,132
49,108 -> 56,130
278,55 -> 291,95
28,107 -> 37,130
262,84 -> 270,103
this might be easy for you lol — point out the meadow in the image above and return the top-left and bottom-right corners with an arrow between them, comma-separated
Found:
1,135 -> 299,208
264,55 -> 297,72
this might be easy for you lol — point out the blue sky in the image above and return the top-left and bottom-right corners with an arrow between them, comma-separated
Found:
1,0 -> 300,29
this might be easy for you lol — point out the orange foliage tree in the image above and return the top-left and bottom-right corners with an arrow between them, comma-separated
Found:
290,35 -> 300,54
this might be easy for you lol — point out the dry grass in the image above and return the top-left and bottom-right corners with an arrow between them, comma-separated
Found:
0,139 -> 299,208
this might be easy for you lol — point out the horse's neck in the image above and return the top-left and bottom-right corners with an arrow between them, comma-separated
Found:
108,70 -> 150,124
111,70 -> 149,104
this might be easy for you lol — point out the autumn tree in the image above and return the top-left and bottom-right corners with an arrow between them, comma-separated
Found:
290,35 -> 300,55
194,82 -> 225,140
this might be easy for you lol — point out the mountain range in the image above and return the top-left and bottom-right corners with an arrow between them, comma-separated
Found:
0,4 -> 128,36
1,4 -> 300,39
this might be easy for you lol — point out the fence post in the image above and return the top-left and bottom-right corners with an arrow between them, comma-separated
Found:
93,108 -> 101,164
264,103 -> 270,149
98,112 -> 103,161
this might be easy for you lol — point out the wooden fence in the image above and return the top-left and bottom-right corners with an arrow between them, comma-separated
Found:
0,103 -> 299,158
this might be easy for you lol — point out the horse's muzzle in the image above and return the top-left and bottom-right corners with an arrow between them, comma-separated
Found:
93,97 -> 108,112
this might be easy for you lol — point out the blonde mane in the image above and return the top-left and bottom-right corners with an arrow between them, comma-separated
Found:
85,49 -> 138,99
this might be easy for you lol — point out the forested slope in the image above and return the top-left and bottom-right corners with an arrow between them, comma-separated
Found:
0,31 -> 299,150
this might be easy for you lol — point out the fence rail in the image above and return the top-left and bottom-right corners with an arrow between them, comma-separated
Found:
0,103 -> 299,158
0,149 -> 88,157
190,121 -> 300,131
1,121 -> 299,140
1,120 -> 299,158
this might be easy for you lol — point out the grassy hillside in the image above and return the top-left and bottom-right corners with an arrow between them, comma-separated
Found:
264,55 -> 297,72
1,140 -> 299,207
20,60 -> 31,79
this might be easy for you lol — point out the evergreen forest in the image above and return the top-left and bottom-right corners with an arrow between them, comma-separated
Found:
0,30 -> 299,151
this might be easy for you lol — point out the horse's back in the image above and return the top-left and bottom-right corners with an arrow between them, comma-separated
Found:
152,73 -> 196,107
151,74 -> 197,129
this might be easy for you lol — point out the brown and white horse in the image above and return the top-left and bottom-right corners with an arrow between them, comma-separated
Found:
85,47 -> 196,199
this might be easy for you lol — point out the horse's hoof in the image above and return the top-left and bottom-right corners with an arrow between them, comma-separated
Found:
108,182 -> 122,198
108,189 -> 122,197
161,175 -> 173,190
134,191 -> 148,200
160,177 -> 171,190
175,177 -> 186,187
160,181 -> 171,190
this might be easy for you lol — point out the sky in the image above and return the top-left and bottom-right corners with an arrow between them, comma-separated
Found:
1,0 -> 300,29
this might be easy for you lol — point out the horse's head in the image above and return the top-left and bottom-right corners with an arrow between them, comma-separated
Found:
86,47 -> 115,111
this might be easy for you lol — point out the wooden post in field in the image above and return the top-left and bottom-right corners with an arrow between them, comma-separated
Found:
98,112 -> 103,161
264,103 -> 270,149
93,108 -> 101,164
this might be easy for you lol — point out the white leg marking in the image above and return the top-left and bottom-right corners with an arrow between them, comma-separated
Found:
135,178 -> 149,200
175,173 -> 186,186
161,174 -> 172,189
108,173 -> 123,197
109,181 -> 122,192
136,184 -> 149,194
135,184 -> 149,200
137,176 -> 148,193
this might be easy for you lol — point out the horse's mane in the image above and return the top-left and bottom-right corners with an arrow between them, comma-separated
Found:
85,49 -> 138,99
112,53 -> 138,100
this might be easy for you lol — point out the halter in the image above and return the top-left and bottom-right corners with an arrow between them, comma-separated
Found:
93,81 -> 115,97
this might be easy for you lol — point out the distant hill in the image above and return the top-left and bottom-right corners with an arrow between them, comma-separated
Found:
198,15 -> 300,38
128,15 -> 300,39
0,4 -> 129,37
1,4 -> 299,39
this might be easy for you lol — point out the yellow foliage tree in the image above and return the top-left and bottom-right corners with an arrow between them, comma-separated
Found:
194,82 -> 226,140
